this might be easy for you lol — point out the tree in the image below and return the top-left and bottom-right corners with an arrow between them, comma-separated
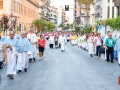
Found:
47,21 -> 55,31
0,20 -> 3,36
59,23 -> 64,28
75,26 -> 80,33
64,24 -> 70,29
1,14 -> 9,35
32,19 -> 47,32
77,0 -> 94,7
95,16 -> 120,31
32,19 -> 55,32
69,23 -> 73,29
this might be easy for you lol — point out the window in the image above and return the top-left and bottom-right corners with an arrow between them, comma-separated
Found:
15,1 -> 17,12
24,6 -> 26,15
26,7 -> 28,16
11,0 -> 15,11
107,7 -> 110,18
112,7 -> 114,18
21,4 -> 23,14
18,2 -> 20,13
17,2 -> 19,12
19,4 -> 21,13
0,0 -> 3,9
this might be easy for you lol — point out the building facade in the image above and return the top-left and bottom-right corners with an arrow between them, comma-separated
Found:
49,6 -> 58,29
73,0 -> 90,26
65,16 -> 69,24
41,0 -> 51,21
94,0 -> 101,19
0,0 -> 40,31
101,0 -> 117,19
115,0 -> 120,16
57,6 -> 66,26
62,8 -> 66,25
73,0 -> 77,25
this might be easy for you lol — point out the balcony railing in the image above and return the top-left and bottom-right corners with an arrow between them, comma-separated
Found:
27,0 -> 40,8
81,13 -> 87,16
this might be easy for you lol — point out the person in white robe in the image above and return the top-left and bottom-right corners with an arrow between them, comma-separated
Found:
4,31 -> 19,79
58,34 -> 62,48
27,30 -> 37,62
114,34 -> 120,66
17,31 -> 32,73
81,34 -> 86,49
88,33 -> 95,57
64,33 -> 67,44
60,34 -> 65,52
93,34 -> 97,55
103,31 -> 111,60
49,35 -> 54,49
77,35 -> 81,47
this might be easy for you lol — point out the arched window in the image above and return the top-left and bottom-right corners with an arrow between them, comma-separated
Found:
0,0 -> 3,9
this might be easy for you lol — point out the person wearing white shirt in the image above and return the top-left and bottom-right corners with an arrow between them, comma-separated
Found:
95,33 -> 102,59
60,34 -> 65,52
88,33 -> 95,57
114,34 -> 120,66
49,35 -> 54,49
27,29 -> 37,62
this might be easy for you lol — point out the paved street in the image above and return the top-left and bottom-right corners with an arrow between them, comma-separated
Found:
0,42 -> 120,90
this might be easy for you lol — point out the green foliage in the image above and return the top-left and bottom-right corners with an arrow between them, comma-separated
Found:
77,0 -> 94,8
96,20 -> 100,25
59,23 -> 64,28
75,27 -> 80,33
75,25 -> 92,33
96,16 -> 120,31
32,19 -> 55,32
82,25 -> 92,33
59,23 -> 74,30
69,24 -> 73,28
47,21 -> 55,31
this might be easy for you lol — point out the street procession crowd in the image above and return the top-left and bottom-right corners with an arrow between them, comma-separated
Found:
0,29 -> 120,80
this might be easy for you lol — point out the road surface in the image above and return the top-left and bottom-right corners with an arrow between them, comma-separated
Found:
0,42 -> 120,90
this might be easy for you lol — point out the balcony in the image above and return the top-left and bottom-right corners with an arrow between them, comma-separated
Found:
96,0 -> 101,2
27,0 -> 40,8
95,5 -> 100,10
80,13 -> 87,17
115,0 -> 120,7
49,12 -> 57,16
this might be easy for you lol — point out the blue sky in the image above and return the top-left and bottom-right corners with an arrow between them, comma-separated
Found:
50,0 -> 73,22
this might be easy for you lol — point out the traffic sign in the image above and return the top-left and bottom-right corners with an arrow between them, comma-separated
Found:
98,25 -> 102,30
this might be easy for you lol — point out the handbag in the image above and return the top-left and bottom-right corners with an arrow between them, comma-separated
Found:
118,76 -> 120,85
